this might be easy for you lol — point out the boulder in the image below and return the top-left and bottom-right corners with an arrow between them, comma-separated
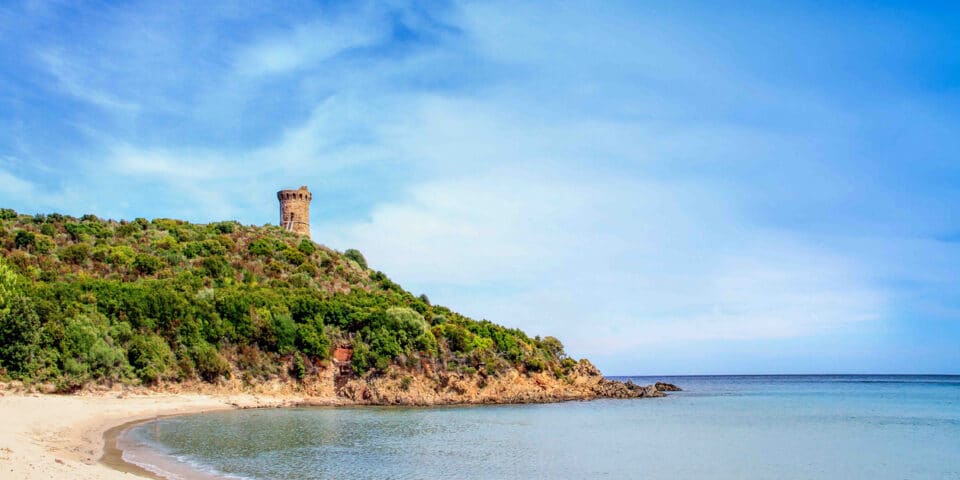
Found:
655,382 -> 682,392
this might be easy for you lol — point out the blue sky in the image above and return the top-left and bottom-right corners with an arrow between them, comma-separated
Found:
1,1 -> 958,374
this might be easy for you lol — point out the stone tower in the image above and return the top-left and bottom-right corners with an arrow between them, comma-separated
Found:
277,186 -> 312,237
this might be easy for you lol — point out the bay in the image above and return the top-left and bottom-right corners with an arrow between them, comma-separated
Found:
122,375 -> 960,479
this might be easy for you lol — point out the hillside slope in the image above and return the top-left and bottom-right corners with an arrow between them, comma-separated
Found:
0,209 -> 671,403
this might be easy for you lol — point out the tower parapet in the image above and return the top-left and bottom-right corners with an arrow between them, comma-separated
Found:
277,186 -> 312,237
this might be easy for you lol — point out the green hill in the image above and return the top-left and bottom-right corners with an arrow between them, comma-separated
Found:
0,208 -> 575,391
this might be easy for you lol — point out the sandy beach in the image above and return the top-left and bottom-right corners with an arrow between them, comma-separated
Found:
0,390 -> 306,480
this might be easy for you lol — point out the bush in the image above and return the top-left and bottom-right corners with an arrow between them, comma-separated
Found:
282,248 -> 306,266
344,249 -> 367,269
0,258 -> 19,306
133,254 -> 163,275
193,342 -> 230,382
540,336 -> 566,360
297,239 -> 316,256
115,223 -> 139,238
248,238 -> 278,256
272,312 -> 297,354
0,295 -> 41,378
60,312 -> 130,382
296,317 -> 330,359
290,352 -> 306,380
108,246 -> 136,266
212,221 -> 236,234
34,235 -> 55,254
0,208 -> 17,220
127,333 -> 176,384
436,323 -> 471,353
351,339 -> 389,374
201,255 -> 232,279
524,356 -> 546,373
14,230 -> 35,249
60,244 -> 91,265
64,223 -> 87,241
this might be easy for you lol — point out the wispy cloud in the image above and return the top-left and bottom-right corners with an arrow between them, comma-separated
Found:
37,49 -> 141,113
234,17 -> 384,76
321,165 -> 883,353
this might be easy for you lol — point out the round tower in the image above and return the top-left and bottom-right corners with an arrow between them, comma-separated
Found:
277,186 -> 312,237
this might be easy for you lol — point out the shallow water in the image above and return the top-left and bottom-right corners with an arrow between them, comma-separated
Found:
122,375 -> 960,479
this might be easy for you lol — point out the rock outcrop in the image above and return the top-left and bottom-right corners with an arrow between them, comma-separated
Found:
28,359 -> 681,407
329,359 -> 679,406
655,382 -> 682,392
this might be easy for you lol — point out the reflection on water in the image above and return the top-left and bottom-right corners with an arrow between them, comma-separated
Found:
123,375 -> 960,480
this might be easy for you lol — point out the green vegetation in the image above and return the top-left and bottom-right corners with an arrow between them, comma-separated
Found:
0,209 -> 574,389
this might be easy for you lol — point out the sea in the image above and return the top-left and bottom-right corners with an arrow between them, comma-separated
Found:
119,375 -> 960,479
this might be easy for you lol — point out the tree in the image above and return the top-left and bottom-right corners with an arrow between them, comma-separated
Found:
0,295 -> 41,378
344,249 -> 367,269
540,336 -> 566,360
127,333 -> 176,384
296,316 -> 330,359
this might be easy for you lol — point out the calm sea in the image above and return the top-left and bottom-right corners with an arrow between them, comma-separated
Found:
121,375 -> 960,479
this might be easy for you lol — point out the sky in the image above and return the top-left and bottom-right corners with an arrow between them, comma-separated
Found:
1,1 -> 958,375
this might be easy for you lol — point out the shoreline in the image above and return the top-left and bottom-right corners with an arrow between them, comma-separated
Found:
0,391 -> 303,480
101,418 -> 168,480
0,375 -> 677,480
102,415 -> 235,480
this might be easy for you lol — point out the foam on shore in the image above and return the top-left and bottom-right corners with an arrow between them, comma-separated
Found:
104,417 -> 247,480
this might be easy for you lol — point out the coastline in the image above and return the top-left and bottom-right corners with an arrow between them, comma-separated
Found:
0,390 -> 304,480
0,370 -> 677,480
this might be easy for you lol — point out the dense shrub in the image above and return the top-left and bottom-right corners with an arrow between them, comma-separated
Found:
0,295 -> 41,378
14,230 -> 35,249
60,244 -> 91,264
296,316 -> 330,359
248,238 -> 279,256
108,246 -> 136,266
201,255 -> 231,279
133,254 -> 162,274
297,238 -> 316,256
282,248 -> 306,266
212,221 -> 236,234
60,312 -> 129,382
193,342 -> 231,382
128,333 -> 177,384
0,211 -> 571,386
290,352 -> 306,380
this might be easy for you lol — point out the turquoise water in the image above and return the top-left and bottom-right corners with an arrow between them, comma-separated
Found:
123,375 -> 960,479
